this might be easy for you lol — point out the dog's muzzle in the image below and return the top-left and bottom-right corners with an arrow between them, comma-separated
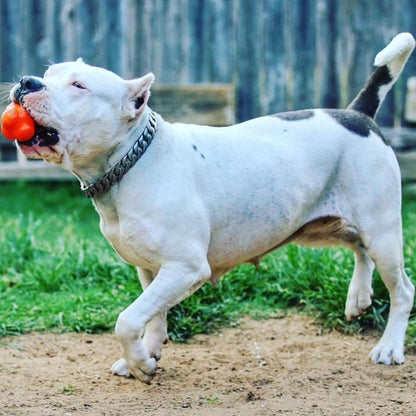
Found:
12,76 -> 60,147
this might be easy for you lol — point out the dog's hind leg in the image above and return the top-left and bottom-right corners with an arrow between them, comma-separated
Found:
294,216 -> 375,319
137,268 -> 168,361
345,248 -> 375,320
368,232 -> 414,364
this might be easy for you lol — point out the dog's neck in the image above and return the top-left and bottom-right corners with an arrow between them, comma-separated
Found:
74,108 -> 158,199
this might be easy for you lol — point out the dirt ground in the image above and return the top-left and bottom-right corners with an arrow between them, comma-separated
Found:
1,315 -> 416,416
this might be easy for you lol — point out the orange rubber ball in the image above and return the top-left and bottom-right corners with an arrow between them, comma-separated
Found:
1,102 -> 35,141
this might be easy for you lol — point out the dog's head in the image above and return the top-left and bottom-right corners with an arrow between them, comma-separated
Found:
11,59 -> 154,174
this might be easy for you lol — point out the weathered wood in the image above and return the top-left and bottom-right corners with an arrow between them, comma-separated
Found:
234,0 -> 261,121
395,149 -> 416,181
405,77 -> 416,123
0,161 -> 73,180
1,0 -> 415,125
150,84 -> 235,125
1,0 -> 416,161
382,127 -> 416,180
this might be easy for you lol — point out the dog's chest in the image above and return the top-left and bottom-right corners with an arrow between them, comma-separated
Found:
105,224 -> 158,270
95,202 -> 160,270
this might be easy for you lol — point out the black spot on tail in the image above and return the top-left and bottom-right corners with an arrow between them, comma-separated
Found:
325,109 -> 386,142
348,65 -> 392,118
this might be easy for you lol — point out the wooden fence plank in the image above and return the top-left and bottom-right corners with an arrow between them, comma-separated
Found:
234,0 -> 261,121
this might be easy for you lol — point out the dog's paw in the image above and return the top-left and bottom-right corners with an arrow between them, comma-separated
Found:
345,288 -> 373,320
110,357 -> 157,384
369,342 -> 404,365
143,334 -> 168,362
110,358 -> 131,377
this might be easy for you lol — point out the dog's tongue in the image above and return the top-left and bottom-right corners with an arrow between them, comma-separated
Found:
1,102 -> 35,142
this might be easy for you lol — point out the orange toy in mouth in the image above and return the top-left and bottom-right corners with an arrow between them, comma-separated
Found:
1,102 -> 35,142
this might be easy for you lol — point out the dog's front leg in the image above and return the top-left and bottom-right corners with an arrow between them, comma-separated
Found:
137,267 -> 168,361
110,261 -> 210,383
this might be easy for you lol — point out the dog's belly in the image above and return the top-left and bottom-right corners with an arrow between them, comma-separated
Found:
205,208 -> 323,276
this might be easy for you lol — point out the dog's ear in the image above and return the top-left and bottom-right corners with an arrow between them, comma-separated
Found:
124,72 -> 155,119
76,57 -> 85,63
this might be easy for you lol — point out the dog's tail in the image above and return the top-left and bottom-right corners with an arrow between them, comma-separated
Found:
347,32 -> 415,118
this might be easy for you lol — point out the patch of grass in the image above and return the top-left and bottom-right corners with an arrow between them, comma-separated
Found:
0,181 -> 415,344
205,396 -> 219,404
59,384 -> 75,395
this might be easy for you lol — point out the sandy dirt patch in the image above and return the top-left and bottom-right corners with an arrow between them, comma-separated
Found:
1,314 -> 415,416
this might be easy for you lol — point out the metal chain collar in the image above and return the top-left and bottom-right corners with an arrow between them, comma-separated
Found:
81,110 -> 157,198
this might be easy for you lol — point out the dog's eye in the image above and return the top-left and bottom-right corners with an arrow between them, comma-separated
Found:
72,81 -> 86,90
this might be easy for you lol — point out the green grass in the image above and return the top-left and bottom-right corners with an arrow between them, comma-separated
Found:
1,180 -> 416,343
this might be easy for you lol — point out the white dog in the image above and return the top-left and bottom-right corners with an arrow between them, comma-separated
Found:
10,33 -> 415,383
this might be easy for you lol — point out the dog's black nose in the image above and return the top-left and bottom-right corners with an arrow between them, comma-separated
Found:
19,76 -> 45,94
13,76 -> 45,103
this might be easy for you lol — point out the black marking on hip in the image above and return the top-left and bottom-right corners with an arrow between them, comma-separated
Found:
273,109 -> 315,121
325,109 -> 385,142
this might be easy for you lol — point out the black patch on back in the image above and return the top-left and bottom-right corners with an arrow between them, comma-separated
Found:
348,65 -> 392,118
325,109 -> 386,142
274,109 -> 315,121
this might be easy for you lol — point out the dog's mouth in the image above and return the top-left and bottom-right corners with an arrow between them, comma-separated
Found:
10,87 -> 60,149
19,123 -> 60,148
17,117 -> 61,162
14,99 -> 60,151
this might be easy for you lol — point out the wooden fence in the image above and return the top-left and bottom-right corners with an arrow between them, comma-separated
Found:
1,0 -> 416,124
